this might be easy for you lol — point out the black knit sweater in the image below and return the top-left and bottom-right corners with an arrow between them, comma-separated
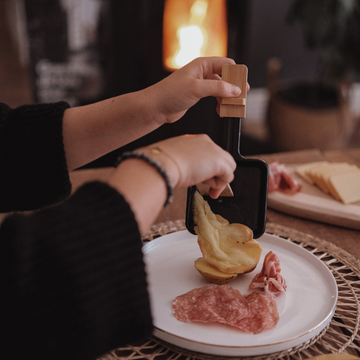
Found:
0,103 -> 153,359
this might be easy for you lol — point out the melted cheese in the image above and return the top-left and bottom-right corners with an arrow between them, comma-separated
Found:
193,192 -> 262,274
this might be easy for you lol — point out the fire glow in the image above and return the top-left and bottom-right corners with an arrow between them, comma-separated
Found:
163,0 -> 227,71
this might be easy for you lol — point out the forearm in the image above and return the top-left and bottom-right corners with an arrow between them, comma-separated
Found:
107,134 -> 236,235
109,157 -> 170,235
62,89 -> 161,171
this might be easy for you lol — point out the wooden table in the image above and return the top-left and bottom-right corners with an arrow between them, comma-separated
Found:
70,147 -> 360,259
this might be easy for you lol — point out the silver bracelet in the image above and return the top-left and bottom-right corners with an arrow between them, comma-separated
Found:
114,150 -> 174,207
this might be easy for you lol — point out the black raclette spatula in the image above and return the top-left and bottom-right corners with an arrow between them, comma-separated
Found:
185,64 -> 269,239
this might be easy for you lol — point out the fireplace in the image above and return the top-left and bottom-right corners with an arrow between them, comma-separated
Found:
25,0 -> 251,168
162,0 -> 228,71
105,0 -> 248,96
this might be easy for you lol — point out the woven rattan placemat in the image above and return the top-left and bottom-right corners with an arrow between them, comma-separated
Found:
100,221 -> 360,360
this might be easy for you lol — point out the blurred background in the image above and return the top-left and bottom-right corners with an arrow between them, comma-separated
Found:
1,0 -> 359,168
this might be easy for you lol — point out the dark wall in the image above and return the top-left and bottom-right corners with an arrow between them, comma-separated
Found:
243,0 -> 317,88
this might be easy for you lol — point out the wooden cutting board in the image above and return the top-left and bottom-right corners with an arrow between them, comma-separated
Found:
267,165 -> 360,230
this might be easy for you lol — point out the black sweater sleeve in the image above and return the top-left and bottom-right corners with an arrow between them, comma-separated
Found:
0,181 -> 153,360
0,102 -> 72,212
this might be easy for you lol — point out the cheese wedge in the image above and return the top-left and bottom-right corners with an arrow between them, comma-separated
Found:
329,170 -> 360,204
295,161 -> 360,204
295,161 -> 329,184
306,164 -> 334,192
312,163 -> 357,195
323,165 -> 358,200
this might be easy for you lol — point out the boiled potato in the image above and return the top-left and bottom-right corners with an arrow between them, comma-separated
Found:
193,192 -> 262,274
195,257 -> 238,284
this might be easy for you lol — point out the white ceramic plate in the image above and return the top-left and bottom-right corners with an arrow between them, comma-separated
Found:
143,231 -> 338,356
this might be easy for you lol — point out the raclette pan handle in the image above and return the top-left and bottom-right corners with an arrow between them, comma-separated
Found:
219,64 -> 248,119
222,117 -> 243,160
220,64 -> 248,159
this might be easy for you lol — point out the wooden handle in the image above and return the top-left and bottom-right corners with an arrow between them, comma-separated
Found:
220,64 -> 248,118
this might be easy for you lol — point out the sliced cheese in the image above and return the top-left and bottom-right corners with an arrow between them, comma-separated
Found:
307,163 -> 346,193
324,165 -> 358,200
329,170 -> 360,204
295,161 -> 329,184
295,161 -> 360,204
314,163 -> 357,195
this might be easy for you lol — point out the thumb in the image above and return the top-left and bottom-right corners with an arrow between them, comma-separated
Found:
197,79 -> 241,99
208,187 -> 224,199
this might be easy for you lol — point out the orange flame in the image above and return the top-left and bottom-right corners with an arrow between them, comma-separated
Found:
163,0 -> 227,71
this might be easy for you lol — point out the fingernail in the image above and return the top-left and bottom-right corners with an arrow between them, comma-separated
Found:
231,85 -> 241,95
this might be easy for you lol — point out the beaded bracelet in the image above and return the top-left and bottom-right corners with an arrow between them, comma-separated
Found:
114,150 -> 174,207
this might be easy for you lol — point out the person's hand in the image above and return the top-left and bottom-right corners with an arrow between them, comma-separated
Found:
139,134 -> 237,199
142,57 -> 243,125
109,134 -> 236,234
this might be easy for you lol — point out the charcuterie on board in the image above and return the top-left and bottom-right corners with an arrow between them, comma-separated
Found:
267,161 -> 360,230
294,161 -> 360,204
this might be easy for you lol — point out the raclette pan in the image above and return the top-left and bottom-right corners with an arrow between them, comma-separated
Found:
185,64 -> 269,239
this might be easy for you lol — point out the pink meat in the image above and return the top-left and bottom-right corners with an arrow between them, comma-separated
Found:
172,284 -> 279,334
172,284 -> 249,324
268,160 -> 301,194
268,160 -> 282,192
239,291 -> 280,334
249,251 -> 287,297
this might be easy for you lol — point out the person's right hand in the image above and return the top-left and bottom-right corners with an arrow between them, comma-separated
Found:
137,134 -> 237,199
109,134 -> 236,234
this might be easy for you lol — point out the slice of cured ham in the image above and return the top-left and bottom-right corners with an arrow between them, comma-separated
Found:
172,284 -> 279,334
249,251 -> 287,297
268,160 -> 301,194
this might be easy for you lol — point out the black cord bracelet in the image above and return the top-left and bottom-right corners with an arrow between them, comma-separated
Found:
114,151 -> 174,207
